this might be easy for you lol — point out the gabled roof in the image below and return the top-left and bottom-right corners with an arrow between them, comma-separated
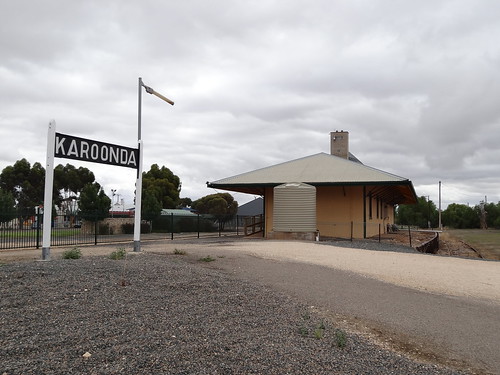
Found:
208,153 -> 417,204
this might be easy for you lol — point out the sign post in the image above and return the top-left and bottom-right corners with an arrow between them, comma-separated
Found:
42,78 -> 172,258
42,124 -> 140,260
42,120 -> 56,260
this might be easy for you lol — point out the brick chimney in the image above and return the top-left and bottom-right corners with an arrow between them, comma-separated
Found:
330,130 -> 349,159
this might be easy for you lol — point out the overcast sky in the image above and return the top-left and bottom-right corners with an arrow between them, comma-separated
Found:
1,0 -> 499,209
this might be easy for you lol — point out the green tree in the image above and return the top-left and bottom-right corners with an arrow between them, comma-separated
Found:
142,164 -> 181,209
483,202 -> 500,229
396,196 -> 438,228
442,203 -> 479,229
191,193 -> 238,230
0,188 -> 16,225
0,158 -> 45,211
177,197 -> 192,208
78,182 -> 111,222
54,163 -> 95,214
142,190 -> 162,222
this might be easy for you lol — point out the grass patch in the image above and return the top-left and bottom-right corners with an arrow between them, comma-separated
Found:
62,247 -> 82,259
334,329 -> 347,348
299,312 -> 326,339
314,327 -> 324,339
448,229 -> 500,260
173,248 -> 187,255
109,248 -> 127,260
0,228 -> 82,239
314,321 -> 326,339
298,326 -> 309,337
199,255 -> 216,262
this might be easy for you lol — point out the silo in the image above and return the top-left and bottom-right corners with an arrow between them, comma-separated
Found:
272,182 -> 316,240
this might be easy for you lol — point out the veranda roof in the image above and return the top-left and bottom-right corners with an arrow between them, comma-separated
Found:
207,153 -> 417,205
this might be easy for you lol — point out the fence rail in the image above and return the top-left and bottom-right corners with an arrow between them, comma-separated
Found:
0,210 -> 247,250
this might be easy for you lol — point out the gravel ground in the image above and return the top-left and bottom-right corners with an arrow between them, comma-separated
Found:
1,252 -> 467,374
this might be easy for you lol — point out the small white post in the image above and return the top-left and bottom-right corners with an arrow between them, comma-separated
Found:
42,120 -> 56,260
133,140 -> 143,252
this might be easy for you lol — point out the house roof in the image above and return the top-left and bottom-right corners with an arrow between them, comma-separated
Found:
207,153 -> 417,204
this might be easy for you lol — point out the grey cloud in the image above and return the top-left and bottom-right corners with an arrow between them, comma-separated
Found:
1,0 -> 499,207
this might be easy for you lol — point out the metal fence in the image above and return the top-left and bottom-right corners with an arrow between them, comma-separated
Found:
0,210 -> 248,250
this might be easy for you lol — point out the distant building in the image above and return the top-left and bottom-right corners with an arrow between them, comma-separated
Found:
237,197 -> 264,217
208,131 -> 417,240
160,209 -> 198,217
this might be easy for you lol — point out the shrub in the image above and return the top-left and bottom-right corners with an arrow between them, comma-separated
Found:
173,248 -> 187,255
140,222 -> 151,234
298,326 -> 309,337
62,247 -> 82,259
109,248 -> 127,260
98,223 -> 113,235
121,223 -> 134,234
199,255 -> 215,262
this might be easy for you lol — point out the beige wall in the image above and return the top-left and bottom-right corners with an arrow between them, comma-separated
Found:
82,217 -> 134,234
264,185 -> 395,239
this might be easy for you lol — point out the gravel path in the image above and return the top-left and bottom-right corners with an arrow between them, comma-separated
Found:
320,239 -> 419,253
0,252 -> 467,374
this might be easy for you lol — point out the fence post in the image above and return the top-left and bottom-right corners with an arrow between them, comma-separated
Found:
36,207 -> 41,249
236,215 -> 239,236
378,223 -> 381,243
408,225 -> 412,247
94,219 -> 98,245
350,221 -> 353,242
171,213 -> 174,240
197,214 -> 200,239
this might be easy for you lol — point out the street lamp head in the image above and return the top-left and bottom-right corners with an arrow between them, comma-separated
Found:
141,81 -> 174,106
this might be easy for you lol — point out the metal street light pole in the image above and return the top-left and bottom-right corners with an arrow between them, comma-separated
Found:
133,77 -> 174,252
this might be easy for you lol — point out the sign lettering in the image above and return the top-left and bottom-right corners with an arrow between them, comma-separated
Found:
55,132 -> 139,169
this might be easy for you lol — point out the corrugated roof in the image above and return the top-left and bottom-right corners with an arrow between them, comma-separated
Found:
161,209 -> 197,217
208,153 -> 417,204
211,153 -> 409,184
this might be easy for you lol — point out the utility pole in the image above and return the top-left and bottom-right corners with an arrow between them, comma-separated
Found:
479,199 -> 487,229
427,195 -> 431,229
